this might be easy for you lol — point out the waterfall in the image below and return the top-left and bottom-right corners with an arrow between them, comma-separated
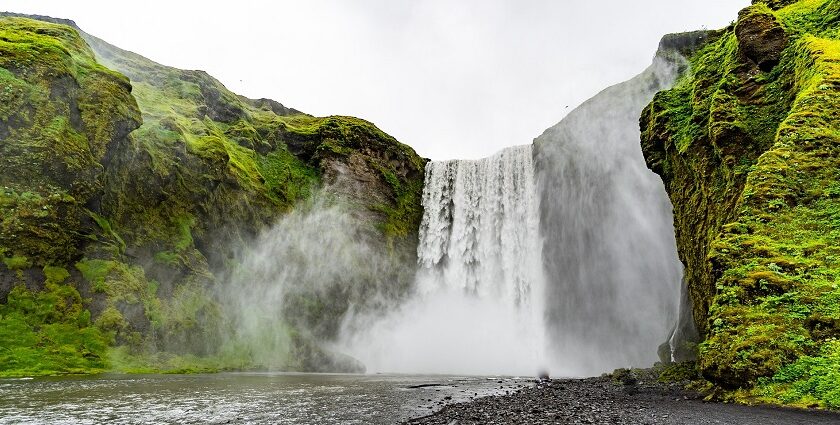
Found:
341,55 -> 685,377
416,145 -> 544,305
339,145 -> 548,376
534,55 -> 684,376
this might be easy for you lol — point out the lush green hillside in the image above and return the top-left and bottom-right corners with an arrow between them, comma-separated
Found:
0,15 -> 426,376
642,0 -> 840,408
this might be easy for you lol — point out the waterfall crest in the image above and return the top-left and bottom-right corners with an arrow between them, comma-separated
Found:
416,145 -> 544,305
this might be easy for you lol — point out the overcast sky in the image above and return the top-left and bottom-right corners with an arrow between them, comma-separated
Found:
4,1 -> 748,159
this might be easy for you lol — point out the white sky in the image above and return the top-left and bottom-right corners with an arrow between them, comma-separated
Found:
3,1 -> 749,160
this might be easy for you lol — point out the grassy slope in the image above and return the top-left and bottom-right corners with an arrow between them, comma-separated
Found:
0,16 -> 426,376
642,0 -> 840,408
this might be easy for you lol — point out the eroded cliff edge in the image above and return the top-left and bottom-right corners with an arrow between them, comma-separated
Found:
641,0 -> 840,407
0,15 -> 426,375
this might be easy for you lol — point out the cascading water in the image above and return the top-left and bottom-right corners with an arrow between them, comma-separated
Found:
340,145 -> 548,376
416,145 -> 544,304
534,54 -> 685,376
341,50 -> 688,377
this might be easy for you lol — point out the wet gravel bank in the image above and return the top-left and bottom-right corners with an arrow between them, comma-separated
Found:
405,374 -> 840,425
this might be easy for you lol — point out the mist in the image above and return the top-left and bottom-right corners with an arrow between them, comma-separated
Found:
218,51 -> 690,378
215,192 -> 407,372
534,51 -> 686,376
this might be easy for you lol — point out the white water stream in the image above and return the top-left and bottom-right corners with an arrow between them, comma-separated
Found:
342,145 -> 547,376
341,55 -> 685,377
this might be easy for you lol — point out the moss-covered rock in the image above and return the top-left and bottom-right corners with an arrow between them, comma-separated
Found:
0,17 -> 141,267
641,0 -> 840,407
0,15 -> 426,377
0,265 -> 111,376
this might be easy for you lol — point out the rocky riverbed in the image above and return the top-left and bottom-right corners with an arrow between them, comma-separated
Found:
405,373 -> 840,425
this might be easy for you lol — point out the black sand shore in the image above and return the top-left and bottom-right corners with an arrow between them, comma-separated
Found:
405,374 -> 840,425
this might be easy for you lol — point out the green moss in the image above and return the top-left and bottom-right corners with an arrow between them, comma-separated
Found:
0,187 -> 84,266
659,361 -> 701,383
3,255 -> 31,270
0,282 -> 109,377
75,257 -> 220,354
775,0 -> 840,38
173,216 -> 195,252
89,211 -> 126,254
94,306 -> 127,335
76,259 -> 158,309
75,259 -> 116,293
751,339 -> 840,408
372,164 -> 424,239
153,250 -> 180,266
43,265 -> 70,284
0,17 -> 141,267
0,17 -> 140,193
106,345 -> 250,374
256,148 -> 319,204
0,15 -> 426,377
642,0 -> 840,407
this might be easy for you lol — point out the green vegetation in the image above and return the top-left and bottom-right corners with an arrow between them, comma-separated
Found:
3,255 -> 31,270
755,339 -> 840,408
642,0 -> 840,407
0,266 -> 110,377
0,17 -> 141,377
0,17 -> 141,266
106,345 -> 244,374
658,361 -> 702,383
0,15 -> 426,377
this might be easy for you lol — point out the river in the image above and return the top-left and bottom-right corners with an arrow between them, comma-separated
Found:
0,373 -> 530,424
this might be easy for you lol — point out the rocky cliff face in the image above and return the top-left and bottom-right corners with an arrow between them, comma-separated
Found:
641,0 -> 839,407
0,15 -> 426,375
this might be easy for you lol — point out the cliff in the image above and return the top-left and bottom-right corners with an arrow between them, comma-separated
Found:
0,15 -> 426,376
641,0 -> 839,407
